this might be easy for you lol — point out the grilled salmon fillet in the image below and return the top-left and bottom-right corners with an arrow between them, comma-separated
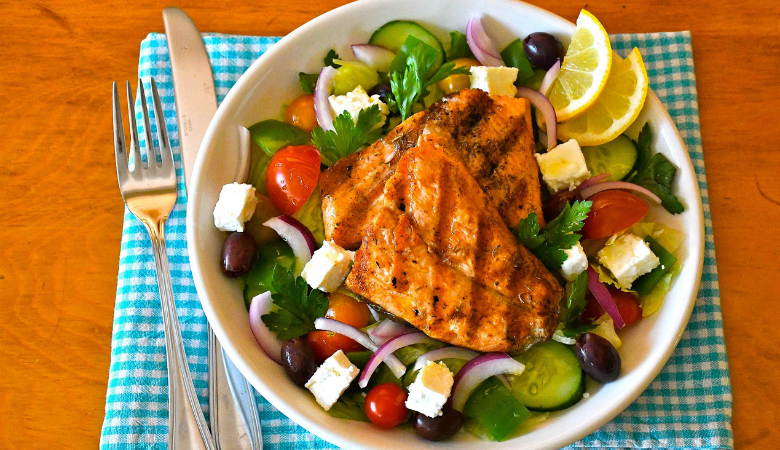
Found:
321,89 -> 544,249
346,142 -> 562,353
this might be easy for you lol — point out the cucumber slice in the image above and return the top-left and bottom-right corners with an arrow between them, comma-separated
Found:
511,340 -> 584,411
370,20 -> 445,69
581,134 -> 638,181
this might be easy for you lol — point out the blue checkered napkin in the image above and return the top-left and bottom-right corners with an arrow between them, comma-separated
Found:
100,31 -> 732,449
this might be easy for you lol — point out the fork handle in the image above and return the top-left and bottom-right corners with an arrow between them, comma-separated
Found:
147,218 -> 217,450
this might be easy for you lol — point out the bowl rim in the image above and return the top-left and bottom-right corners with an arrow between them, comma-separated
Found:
186,0 -> 705,448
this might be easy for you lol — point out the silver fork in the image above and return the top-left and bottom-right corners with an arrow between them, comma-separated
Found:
113,78 -> 217,450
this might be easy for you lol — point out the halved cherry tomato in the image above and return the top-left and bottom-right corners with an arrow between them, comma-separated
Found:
581,287 -> 643,326
306,293 -> 372,363
581,190 -> 649,240
284,94 -> 317,132
266,145 -> 320,215
365,383 -> 409,428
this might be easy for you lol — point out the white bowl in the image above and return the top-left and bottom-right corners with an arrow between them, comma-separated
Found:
187,0 -> 704,448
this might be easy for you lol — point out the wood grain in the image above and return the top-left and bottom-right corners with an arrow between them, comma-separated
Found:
0,0 -> 777,448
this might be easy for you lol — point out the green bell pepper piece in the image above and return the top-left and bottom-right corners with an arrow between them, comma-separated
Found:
243,241 -> 295,308
633,236 -> 678,296
248,119 -> 311,157
247,119 -> 311,194
463,377 -> 531,442
500,39 -> 534,83
346,351 -> 373,370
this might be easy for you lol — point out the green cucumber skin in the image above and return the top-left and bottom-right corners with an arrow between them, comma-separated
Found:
511,340 -> 584,412
369,20 -> 445,64
526,374 -> 585,412
582,134 -> 638,182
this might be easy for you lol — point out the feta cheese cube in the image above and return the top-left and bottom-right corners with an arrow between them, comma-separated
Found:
534,140 -> 592,194
598,233 -> 660,289
469,66 -> 519,97
305,350 -> 359,411
301,240 -> 355,292
328,86 -> 389,128
405,361 -> 454,418
561,241 -> 588,281
213,183 -> 257,232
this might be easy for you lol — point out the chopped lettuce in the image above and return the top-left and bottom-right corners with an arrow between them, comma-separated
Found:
640,260 -> 682,317
590,262 -> 633,293
328,390 -> 370,422
591,314 -> 622,349
332,60 -> 380,95
292,186 -> 325,245
627,222 -> 685,253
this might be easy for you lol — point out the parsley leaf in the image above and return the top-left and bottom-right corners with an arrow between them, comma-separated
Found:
387,42 -> 469,120
632,153 -> 685,214
515,201 -> 592,271
626,123 -> 685,214
559,321 -> 596,338
260,266 -> 329,340
298,72 -> 319,94
448,30 -> 475,60
324,49 -> 341,68
311,105 -> 384,166
562,271 -> 589,324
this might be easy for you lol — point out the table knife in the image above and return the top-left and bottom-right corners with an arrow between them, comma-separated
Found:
163,7 -> 262,450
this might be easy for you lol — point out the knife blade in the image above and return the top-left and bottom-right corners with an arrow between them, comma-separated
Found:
163,7 -> 262,450
163,6 -> 217,189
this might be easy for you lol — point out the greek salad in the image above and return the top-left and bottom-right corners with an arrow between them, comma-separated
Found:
211,10 -> 686,442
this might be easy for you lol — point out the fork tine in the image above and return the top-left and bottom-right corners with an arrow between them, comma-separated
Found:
112,82 -> 129,182
150,78 -> 173,173
126,81 -> 142,171
138,79 -> 158,169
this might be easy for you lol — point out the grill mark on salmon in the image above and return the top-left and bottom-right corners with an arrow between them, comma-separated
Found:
388,138 -> 561,319
348,208 -> 544,352
346,143 -> 562,353
320,89 -> 545,250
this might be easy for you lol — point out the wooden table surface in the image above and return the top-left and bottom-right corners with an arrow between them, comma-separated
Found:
1,0 -> 778,448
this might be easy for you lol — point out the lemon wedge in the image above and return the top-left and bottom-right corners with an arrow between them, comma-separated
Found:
547,10 -> 612,121
558,48 -> 649,145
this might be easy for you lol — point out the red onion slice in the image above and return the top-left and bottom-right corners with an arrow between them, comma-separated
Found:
358,332 -> 438,388
576,173 -> 611,191
314,317 -> 406,375
367,305 -> 381,322
451,353 -> 525,411
369,319 -> 414,345
517,86 -> 557,151
314,66 -> 338,131
587,266 -> 626,329
263,215 -> 317,274
539,60 -> 561,96
314,317 -> 377,351
351,44 -> 396,72
579,181 -> 662,205
412,347 -> 479,373
466,17 -> 504,67
248,292 -> 283,365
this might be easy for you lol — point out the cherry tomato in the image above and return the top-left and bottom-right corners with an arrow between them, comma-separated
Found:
365,383 -> 409,428
266,145 -> 320,215
285,94 -> 317,132
306,293 -> 372,363
581,287 -> 643,326
581,190 -> 649,240
437,58 -> 480,94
